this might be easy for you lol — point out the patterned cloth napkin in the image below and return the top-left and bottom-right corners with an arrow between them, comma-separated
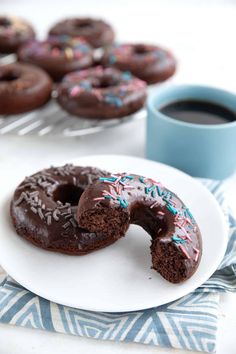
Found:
0,180 -> 235,353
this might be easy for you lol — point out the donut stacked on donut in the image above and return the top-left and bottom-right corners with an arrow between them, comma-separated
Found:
102,43 -> 177,84
56,66 -> 147,119
49,17 -> 115,48
18,36 -> 94,81
77,173 -> 202,283
0,16 -> 35,53
10,164 -> 120,254
0,63 -> 52,115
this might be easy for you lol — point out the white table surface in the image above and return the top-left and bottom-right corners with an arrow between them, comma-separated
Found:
0,0 -> 236,353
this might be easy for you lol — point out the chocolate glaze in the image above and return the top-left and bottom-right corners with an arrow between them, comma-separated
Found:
77,173 -> 202,283
10,165 -> 119,255
56,66 -> 147,119
0,16 -> 35,53
0,63 -> 52,115
18,36 -> 94,81
102,43 -> 177,85
49,18 -> 115,48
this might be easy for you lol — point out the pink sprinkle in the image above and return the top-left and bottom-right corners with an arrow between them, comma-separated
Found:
178,245 -> 191,259
102,190 -> 115,199
150,201 -> 159,209
51,48 -> 60,56
114,176 -> 122,185
123,185 -> 135,190
70,86 -> 81,97
158,211 -> 165,215
193,247 -> 200,262
93,197 -> 105,201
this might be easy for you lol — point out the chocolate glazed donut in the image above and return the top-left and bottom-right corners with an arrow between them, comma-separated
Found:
77,173 -> 202,283
18,36 -> 94,81
0,16 -> 35,53
102,43 -> 177,85
56,66 -> 147,119
0,63 -> 52,115
10,165 -> 119,255
49,17 -> 115,48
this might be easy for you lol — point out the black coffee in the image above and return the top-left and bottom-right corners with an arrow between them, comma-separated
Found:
160,100 -> 236,125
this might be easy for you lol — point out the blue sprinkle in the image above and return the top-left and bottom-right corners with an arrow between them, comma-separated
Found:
186,208 -> 194,220
145,187 -> 149,194
156,186 -> 162,196
139,177 -> 146,184
109,54 -> 117,64
125,175 -> 134,180
166,204 -> 178,215
151,190 -> 156,198
104,195 -> 112,199
172,236 -> 186,244
79,81 -> 92,90
121,71 -> 132,81
99,177 -> 117,182
117,197 -> 128,208
104,94 -> 123,107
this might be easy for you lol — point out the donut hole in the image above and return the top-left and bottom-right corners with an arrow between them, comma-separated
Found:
92,76 -> 118,88
74,20 -> 92,29
0,73 -> 19,82
53,184 -> 83,206
0,18 -> 11,27
134,45 -> 150,55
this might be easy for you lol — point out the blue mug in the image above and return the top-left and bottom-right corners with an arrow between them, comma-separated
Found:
146,84 -> 236,179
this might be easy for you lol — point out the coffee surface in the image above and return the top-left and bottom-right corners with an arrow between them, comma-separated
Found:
160,100 -> 236,125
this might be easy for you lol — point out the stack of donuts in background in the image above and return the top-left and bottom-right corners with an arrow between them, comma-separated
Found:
0,15 -> 177,118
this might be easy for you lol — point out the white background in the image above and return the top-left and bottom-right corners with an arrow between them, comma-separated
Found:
0,0 -> 236,353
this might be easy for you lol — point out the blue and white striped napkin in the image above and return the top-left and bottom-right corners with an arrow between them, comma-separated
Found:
0,180 -> 235,353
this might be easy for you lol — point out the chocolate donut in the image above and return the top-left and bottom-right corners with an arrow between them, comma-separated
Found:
0,63 -> 52,115
56,66 -> 147,119
77,173 -> 202,283
49,17 -> 115,48
102,43 -> 177,85
18,36 -> 94,81
0,16 -> 35,53
10,164 -> 119,255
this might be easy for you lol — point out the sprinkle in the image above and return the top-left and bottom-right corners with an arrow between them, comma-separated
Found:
93,197 -> 105,201
69,218 -> 77,228
150,201 -> 159,209
158,211 -> 165,215
193,247 -> 200,262
139,177 -> 146,184
108,54 -> 116,64
157,186 -> 162,196
104,195 -> 112,199
73,177 -> 77,186
47,215 -> 52,225
103,190 -> 116,199
117,197 -> 128,208
123,185 -> 135,190
64,47 -> 74,59
38,208 -> 44,220
99,177 -> 117,182
70,86 -> 81,97
121,71 -> 132,81
172,235 -> 186,244
166,204 -> 178,215
185,208 -> 193,219
62,222 -> 70,229
15,193 -> 26,206
30,206 -> 38,214
178,245 -> 191,259
151,190 -> 156,198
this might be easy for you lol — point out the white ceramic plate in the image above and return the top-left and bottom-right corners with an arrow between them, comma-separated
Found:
0,155 -> 228,312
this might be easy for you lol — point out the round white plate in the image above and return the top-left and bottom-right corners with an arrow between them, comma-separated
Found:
0,155 -> 228,312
